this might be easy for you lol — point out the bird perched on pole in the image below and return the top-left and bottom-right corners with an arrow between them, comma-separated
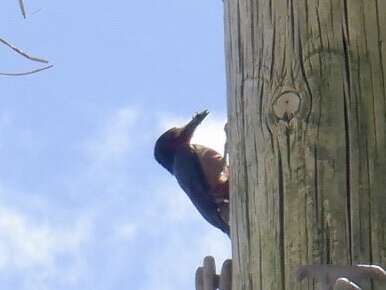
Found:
154,110 -> 230,236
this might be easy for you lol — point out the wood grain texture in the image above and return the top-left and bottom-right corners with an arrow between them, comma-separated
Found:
220,259 -> 233,290
224,0 -> 386,289
203,256 -> 217,290
196,267 -> 204,290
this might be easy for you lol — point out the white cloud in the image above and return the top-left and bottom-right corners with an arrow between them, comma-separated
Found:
124,178 -> 230,290
0,203 -> 93,290
86,106 -> 139,164
114,222 -> 138,241
0,207 -> 90,270
140,225 -> 230,290
159,113 -> 227,154
191,117 -> 227,155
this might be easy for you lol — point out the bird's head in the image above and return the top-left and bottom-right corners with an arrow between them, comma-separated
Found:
154,110 -> 209,174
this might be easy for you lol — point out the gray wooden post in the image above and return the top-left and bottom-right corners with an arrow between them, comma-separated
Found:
195,267 -> 204,290
219,260 -> 232,290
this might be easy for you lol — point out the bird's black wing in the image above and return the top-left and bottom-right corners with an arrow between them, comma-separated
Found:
173,146 -> 230,235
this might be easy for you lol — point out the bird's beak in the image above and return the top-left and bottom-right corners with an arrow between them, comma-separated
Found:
182,110 -> 209,140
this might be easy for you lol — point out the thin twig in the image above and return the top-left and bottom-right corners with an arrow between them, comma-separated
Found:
0,64 -> 53,76
19,0 -> 27,18
0,37 -> 49,63
31,8 -> 42,16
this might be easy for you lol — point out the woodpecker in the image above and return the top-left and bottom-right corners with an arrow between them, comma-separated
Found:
154,110 -> 230,236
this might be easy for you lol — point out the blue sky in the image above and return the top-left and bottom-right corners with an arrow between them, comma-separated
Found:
0,0 -> 230,289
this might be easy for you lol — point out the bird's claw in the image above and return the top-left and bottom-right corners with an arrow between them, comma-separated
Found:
334,278 -> 361,290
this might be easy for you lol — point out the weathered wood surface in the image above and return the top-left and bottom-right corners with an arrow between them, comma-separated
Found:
297,264 -> 386,290
196,267 -> 204,290
195,257 -> 232,290
203,256 -> 217,290
219,259 -> 232,290
224,0 -> 386,290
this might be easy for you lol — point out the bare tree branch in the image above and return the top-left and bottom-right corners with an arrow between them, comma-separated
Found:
0,1 -> 52,77
0,37 -> 49,64
0,64 -> 53,76
19,0 -> 27,18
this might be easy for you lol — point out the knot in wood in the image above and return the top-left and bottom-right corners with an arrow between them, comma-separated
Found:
273,92 -> 301,122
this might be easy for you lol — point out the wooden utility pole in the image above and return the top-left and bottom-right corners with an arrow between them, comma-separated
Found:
224,0 -> 386,290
